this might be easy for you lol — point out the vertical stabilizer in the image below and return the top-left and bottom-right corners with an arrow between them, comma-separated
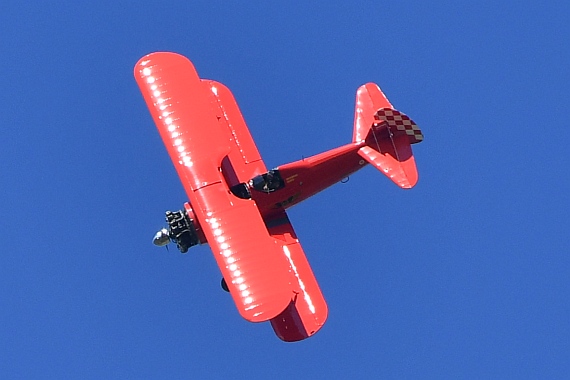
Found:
353,83 -> 423,189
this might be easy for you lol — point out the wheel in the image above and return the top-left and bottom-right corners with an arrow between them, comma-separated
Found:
221,278 -> 229,292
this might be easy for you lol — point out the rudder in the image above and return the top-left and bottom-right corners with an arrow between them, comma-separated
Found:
353,83 -> 423,189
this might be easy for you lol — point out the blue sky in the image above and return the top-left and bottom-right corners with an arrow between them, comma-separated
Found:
1,1 -> 569,378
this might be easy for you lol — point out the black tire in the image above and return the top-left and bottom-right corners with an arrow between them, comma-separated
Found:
221,278 -> 229,292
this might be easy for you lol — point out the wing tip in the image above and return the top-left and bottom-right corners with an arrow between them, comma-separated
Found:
134,52 -> 195,79
270,300 -> 328,342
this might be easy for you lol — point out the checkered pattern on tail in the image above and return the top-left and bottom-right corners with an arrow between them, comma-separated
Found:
374,108 -> 423,144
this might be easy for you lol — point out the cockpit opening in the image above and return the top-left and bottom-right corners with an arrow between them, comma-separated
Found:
229,182 -> 251,199
250,169 -> 285,193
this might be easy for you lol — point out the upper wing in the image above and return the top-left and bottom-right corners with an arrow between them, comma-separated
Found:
201,80 -> 267,183
134,52 -> 292,322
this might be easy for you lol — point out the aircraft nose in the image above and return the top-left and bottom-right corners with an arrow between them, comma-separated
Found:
153,228 -> 171,246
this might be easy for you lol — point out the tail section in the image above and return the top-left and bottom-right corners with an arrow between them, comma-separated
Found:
353,83 -> 423,189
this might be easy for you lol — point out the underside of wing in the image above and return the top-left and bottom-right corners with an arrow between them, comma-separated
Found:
194,185 -> 294,322
135,52 -> 293,322
266,212 -> 328,341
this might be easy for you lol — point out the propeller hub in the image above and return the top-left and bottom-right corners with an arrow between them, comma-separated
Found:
152,228 -> 171,247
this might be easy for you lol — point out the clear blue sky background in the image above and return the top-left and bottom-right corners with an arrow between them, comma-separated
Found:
1,1 -> 569,379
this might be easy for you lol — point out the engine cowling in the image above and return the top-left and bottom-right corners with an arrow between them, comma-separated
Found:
153,203 -> 206,253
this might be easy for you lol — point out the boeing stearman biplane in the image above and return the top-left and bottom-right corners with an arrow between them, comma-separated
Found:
134,52 -> 423,342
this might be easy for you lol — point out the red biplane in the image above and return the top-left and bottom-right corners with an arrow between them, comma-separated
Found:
134,52 -> 423,342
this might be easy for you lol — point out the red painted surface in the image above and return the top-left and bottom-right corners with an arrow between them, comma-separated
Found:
135,53 -> 292,322
267,211 -> 328,342
252,142 -> 367,219
250,82 -> 423,217
200,79 -> 267,182
134,52 -> 423,341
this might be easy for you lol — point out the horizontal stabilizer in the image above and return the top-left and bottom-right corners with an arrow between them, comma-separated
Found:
358,143 -> 418,189
354,83 -> 422,188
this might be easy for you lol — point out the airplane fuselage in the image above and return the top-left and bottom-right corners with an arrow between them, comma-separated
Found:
250,141 -> 368,219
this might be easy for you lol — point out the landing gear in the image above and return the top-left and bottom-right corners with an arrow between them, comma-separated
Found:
152,208 -> 201,253
221,278 -> 229,292
152,206 -> 229,293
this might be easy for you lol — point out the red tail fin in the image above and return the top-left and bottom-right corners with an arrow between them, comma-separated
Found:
353,83 -> 423,189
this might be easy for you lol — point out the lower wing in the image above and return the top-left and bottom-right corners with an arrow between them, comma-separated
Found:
266,212 -> 328,341
135,52 -> 293,322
